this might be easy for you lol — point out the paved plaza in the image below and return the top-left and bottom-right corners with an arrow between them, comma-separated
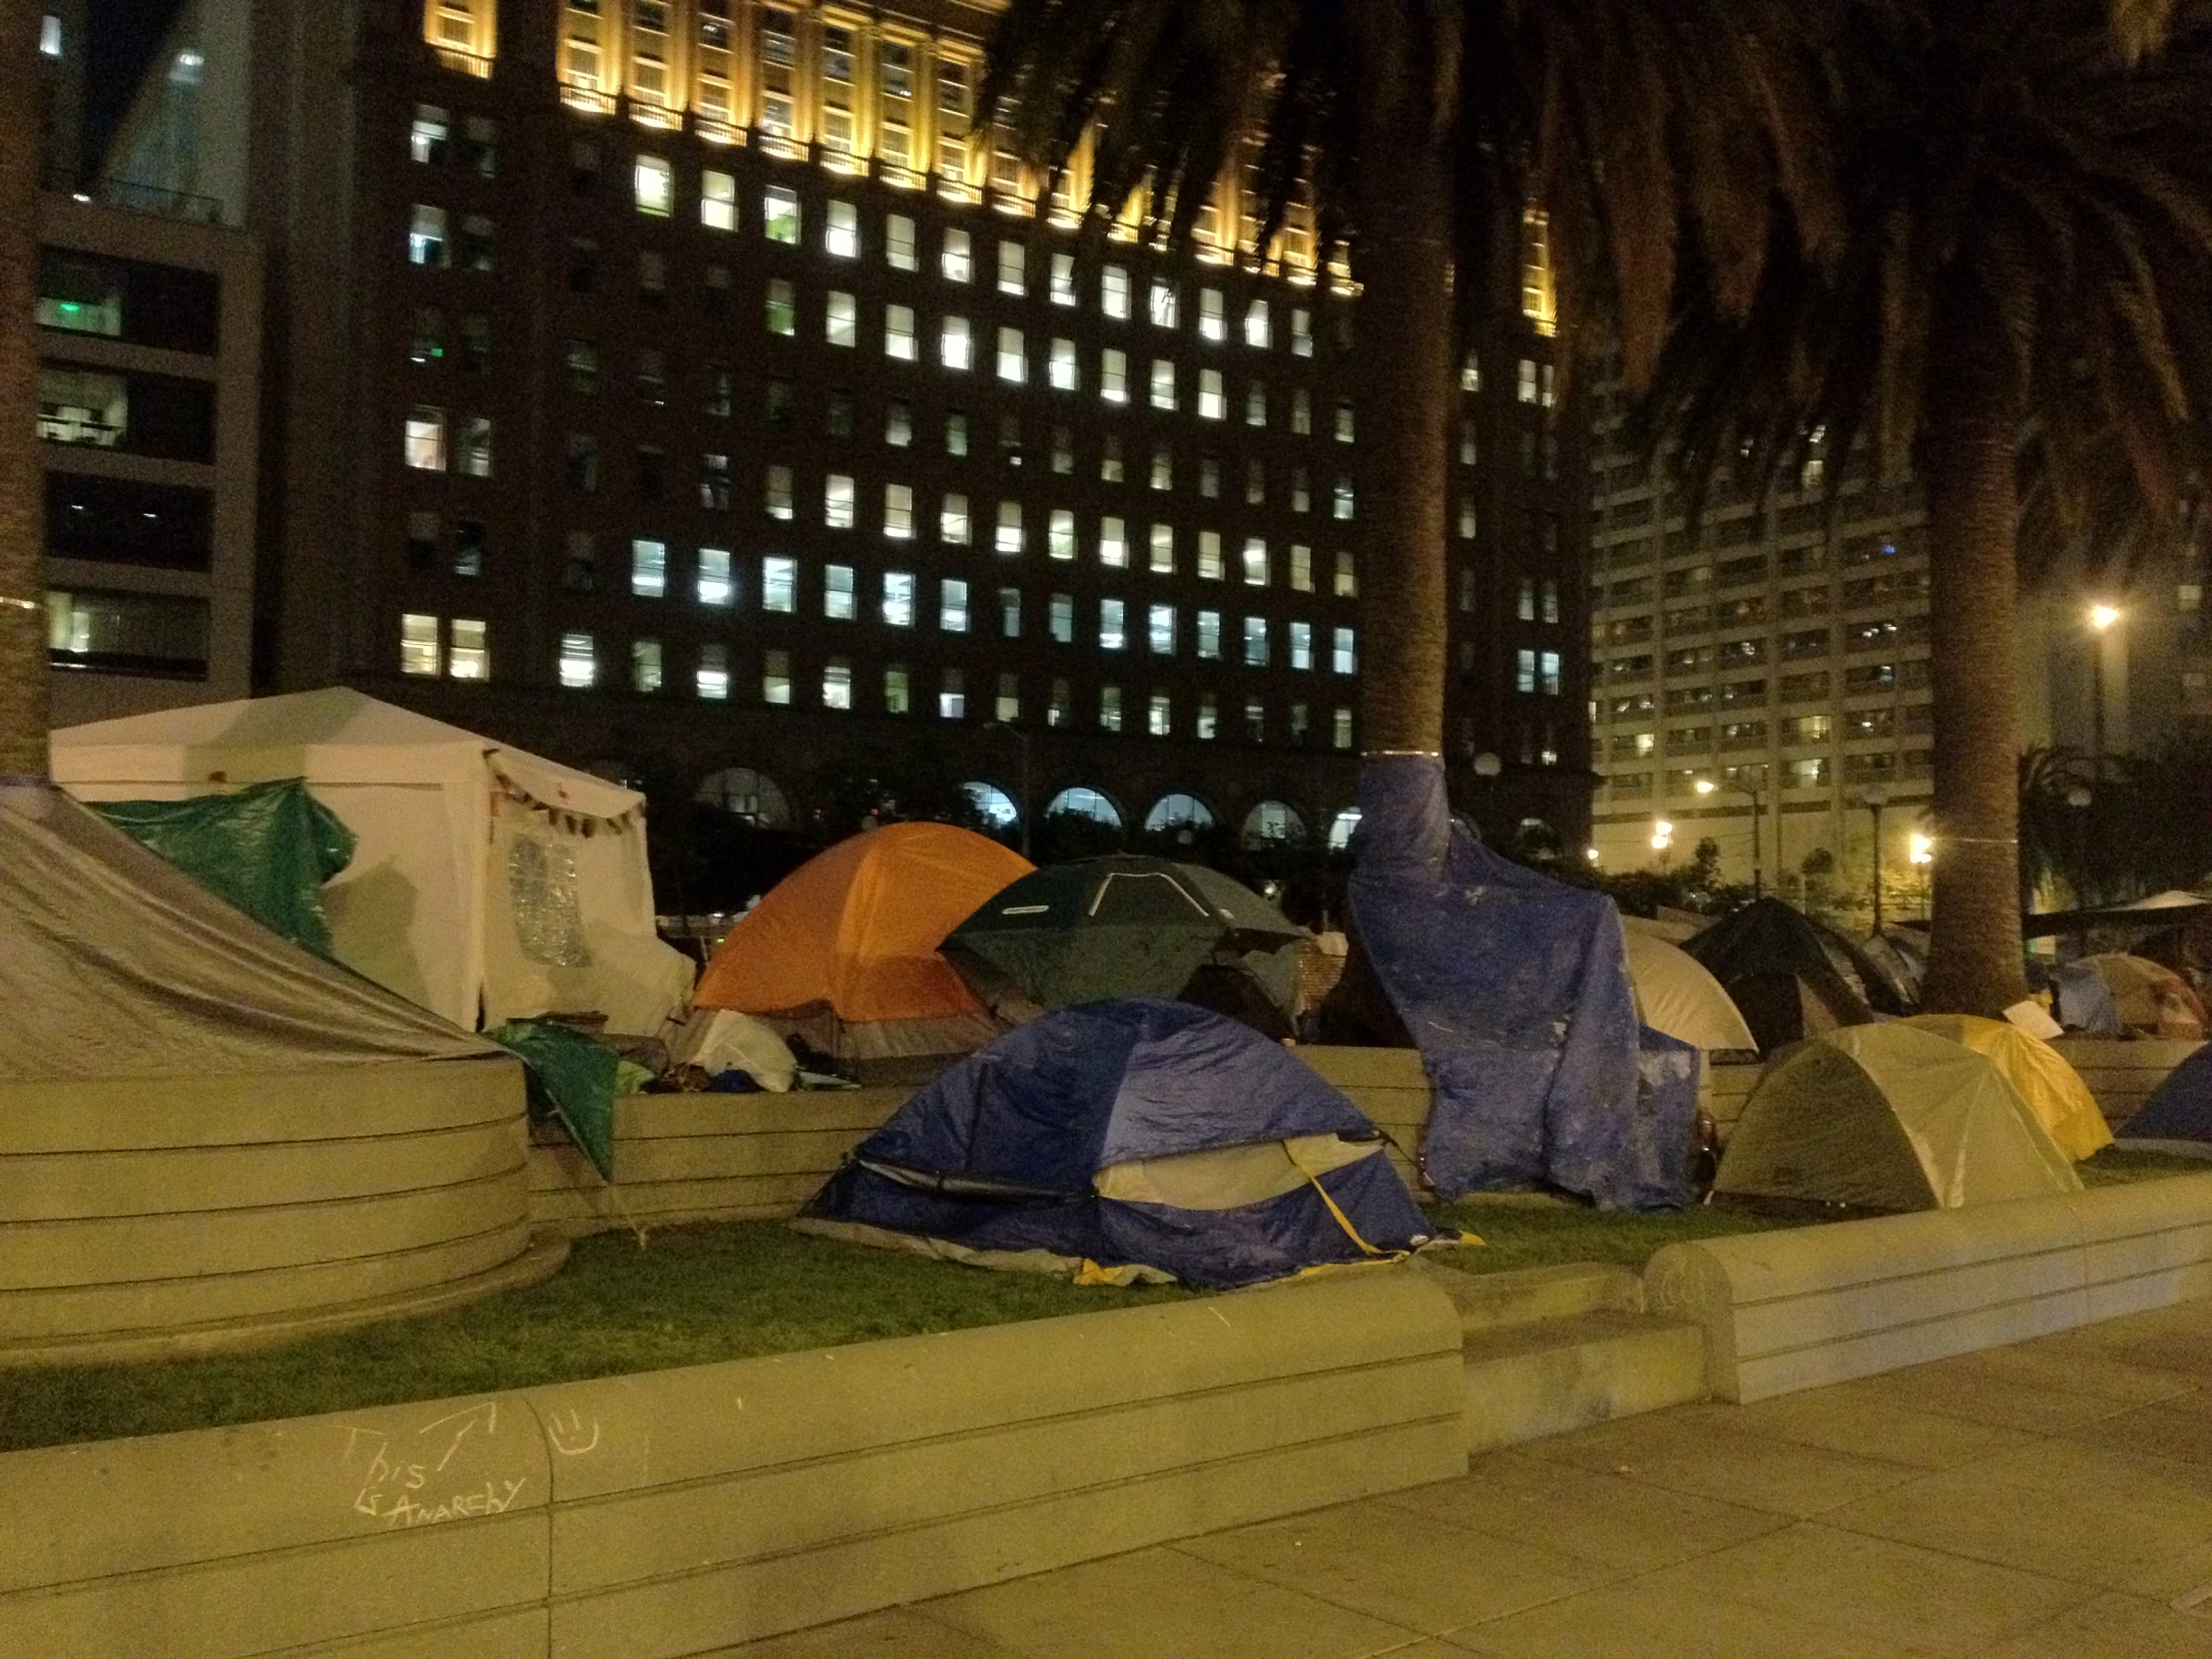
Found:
719,1298 -> 2212,1658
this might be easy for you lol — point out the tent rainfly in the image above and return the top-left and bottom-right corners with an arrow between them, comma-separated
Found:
694,822 -> 1032,1060
1681,897 -> 1902,1054
1621,927 -> 1757,1052
797,999 -> 1437,1288
2114,1044 -> 2212,1159
1714,1024 -> 2082,1213
1901,1014 -> 2113,1161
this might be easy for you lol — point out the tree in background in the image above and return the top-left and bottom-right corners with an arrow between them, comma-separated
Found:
1642,0 -> 2212,1014
0,1 -> 49,777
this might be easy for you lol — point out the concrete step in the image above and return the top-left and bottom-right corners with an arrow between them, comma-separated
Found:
1415,1260 -> 1645,1336
1459,1309 -> 1709,1452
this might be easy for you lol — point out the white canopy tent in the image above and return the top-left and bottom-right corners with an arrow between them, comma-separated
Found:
52,688 -> 692,1034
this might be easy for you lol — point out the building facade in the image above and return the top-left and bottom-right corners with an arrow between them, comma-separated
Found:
96,0 -> 1591,853
1585,385 -> 1936,918
35,190 -> 262,726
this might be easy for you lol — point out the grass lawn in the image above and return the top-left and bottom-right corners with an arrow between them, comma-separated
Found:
5,1146 -> 2200,1456
2079,1145 -> 2210,1185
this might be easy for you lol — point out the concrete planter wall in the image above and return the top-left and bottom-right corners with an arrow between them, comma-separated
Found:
0,1272 -> 1464,1659
1646,1171 -> 2212,1401
2052,1036 -> 2203,1129
0,1056 -> 555,1368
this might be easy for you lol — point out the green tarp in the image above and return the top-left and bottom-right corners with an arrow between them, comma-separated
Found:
486,1018 -> 618,1181
93,778 -> 355,956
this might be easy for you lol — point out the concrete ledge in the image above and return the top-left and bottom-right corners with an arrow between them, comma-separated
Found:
0,1058 -> 539,1360
1645,1172 -> 2212,1401
528,1087 -> 910,1235
1294,1045 -> 1433,1193
0,1271 -> 1464,1657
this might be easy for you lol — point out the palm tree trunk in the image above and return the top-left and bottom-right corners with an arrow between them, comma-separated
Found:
1349,10 -> 1451,758
1919,299 -> 2029,1016
0,1 -> 50,778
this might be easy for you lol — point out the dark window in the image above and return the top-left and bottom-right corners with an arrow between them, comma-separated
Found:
36,250 -> 220,353
765,376 -> 795,428
826,388 -> 855,439
47,588 -> 209,679
703,363 -> 733,418
635,445 -> 665,500
453,518 -> 486,577
45,473 -> 213,569
568,239 -> 599,293
458,314 -> 490,373
566,434 -> 599,492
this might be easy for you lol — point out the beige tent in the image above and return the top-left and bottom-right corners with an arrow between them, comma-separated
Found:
1621,926 -> 1757,1051
1715,1024 -> 2082,1212
51,688 -> 692,1034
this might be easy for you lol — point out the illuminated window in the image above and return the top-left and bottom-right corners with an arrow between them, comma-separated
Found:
632,639 -> 664,693
885,302 -> 916,360
410,105 -> 448,165
448,619 -> 487,680
940,493 -> 970,544
558,631 -> 597,689
886,214 -> 917,272
825,473 -> 855,529
1148,603 -> 1176,656
1100,348 -> 1128,404
1148,525 -> 1175,574
1099,690 -> 1123,733
941,315 -> 972,370
995,326 -> 1026,383
407,204 -> 447,267
1520,208 -> 1557,336
935,56 -> 972,180
882,571 -> 915,628
1334,627 -> 1358,675
634,155 -> 673,217
1099,598 -> 1127,652
1198,368 -> 1225,420
1243,616 -> 1270,667
997,241 -> 1026,295
941,578 -> 970,633
1149,279 -> 1178,328
765,463 -> 794,519
766,277 -> 796,335
630,537 -> 667,598
1198,531 -> 1225,581
1149,359 -> 1176,412
1335,551 -> 1358,597
823,657 -> 852,710
1049,337 -> 1079,391
1048,509 -> 1075,561
1099,517 -> 1127,568
1102,265 -> 1130,319
1242,539 -> 1270,587
763,648 -> 792,705
762,186 -> 800,245
996,500 -> 1025,555
403,406 -> 446,470
762,555 -> 796,612
942,227 -> 972,282
698,546 -> 733,607
884,665 -> 910,713
826,291 -> 857,347
698,644 -> 731,702
1050,253 -> 1077,305
823,563 -> 855,620
826,200 -> 859,259
400,614 -> 440,676
1243,299 -> 1271,348
1289,620 -> 1313,671
884,483 -> 914,539
939,668 -> 966,720
878,42 -> 915,168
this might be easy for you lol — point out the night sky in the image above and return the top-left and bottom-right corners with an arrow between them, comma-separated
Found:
83,0 -> 189,170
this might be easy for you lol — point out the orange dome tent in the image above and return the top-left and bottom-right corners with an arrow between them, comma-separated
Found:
694,824 -> 1032,1061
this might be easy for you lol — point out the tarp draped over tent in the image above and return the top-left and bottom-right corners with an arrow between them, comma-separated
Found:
486,1018 -> 619,1180
1715,1024 -> 2082,1212
943,854 -> 1307,1037
797,999 -> 1435,1288
51,689 -> 693,1034
694,823 -> 1032,1060
2115,1043 -> 2212,1157
1337,756 -> 1695,1209
92,777 -> 355,955
1901,1013 -> 2113,1161
0,783 -> 498,1077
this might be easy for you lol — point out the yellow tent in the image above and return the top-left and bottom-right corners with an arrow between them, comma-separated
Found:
1902,1014 -> 2113,1160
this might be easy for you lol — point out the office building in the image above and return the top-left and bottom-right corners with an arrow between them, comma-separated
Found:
97,0 -> 1591,851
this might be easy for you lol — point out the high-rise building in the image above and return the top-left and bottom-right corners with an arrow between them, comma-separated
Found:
94,0 -> 1590,854
1585,380 -> 1936,915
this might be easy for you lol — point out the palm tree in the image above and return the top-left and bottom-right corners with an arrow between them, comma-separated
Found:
0,1 -> 49,779
1643,0 -> 2212,1014
982,0 -> 1829,761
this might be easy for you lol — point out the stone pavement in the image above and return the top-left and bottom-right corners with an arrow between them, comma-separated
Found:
715,1298 -> 2212,1658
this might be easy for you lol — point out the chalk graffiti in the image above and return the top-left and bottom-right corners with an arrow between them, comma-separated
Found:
544,1407 -> 601,1457
355,1478 -> 529,1528
343,1400 -> 520,1528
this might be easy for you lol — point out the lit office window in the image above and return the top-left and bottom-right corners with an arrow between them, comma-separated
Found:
1098,517 -> 1128,568
1517,358 -> 1538,402
825,474 -> 855,529
885,303 -> 916,360
762,555 -> 797,613
1246,381 -> 1268,426
1049,593 -> 1074,643
448,619 -> 487,680
941,315 -> 972,370
823,657 -> 852,710
942,228 -> 972,282
403,406 -> 446,470
631,639 -> 663,694
996,326 -> 1026,383
558,631 -> 597,689
1050,253 -> 1077,305
1289,545 -> 1314,592
400,614 -> 440,677
697,643 -> 731,701
1101,265 -> 1130,319
1150,359 -> 1176,412
1333,627 -> 1358,675
997,240 -> 1026,295
1198,531 -> 1225,581
941,578 -> 970,633
939,668 -> 966,720
882,570 -> 916,627
765,277 -> 796,335
1049,337 -> 1079,391
763,186 -> 801,245
1149,279 -> 1178,328
1292,307 -> 1314,357
1242,538 -> 1269,586
634,155 -> 673,216
883,665 -> 910,714
1243,616 -> 1270,667
1335,550 -> 1358,597
1290,620 -> 1313,671
1048,509 -> 1076,561
996,500 -> 1025,556
630,537 -> 667,598
1334,400 -> 1356,443
1540,650 -> 1562,695
407,205 -> 448,267
1333,476 -> 1356,520
1244,299 -> 1271,348
886,213 -> 917,271
826,291 -> 857,347
824,564 -> 855,620
1100,687 -> 1123,732
1148,603 -> 1176,656
1149,524 -> 1175,575
701,170 -> 736,231
995,672 -> 1020,722
765,463 -> 794,520
698,546 -> 733,607
826,200 -> 860,259
1101,348 -> 1128,404
763,648 -> 792,705
941,492 -> 971,545
1199,288 -> 1225,342
1198,368 -> 1225,420
1148,693 -> 1172,737
1333,708 -> 1354,750
999,587 -> 1022,638
410,105 -> 448,165
1099,598 -> 1127,652
884,483 -> 914,539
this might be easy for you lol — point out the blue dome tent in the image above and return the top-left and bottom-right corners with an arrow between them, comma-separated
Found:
2115,1043 -> 2212,1158
796,1000 -> 1437,1288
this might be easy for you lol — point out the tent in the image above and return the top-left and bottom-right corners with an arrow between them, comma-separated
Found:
694,823 -> 1032,1061
1326,756 -> 1696,1210
2054,952 -> 2205,1039
50,688 -> 692,1035
1901,1013 -> 2114,1160
943,854 -> 1308,1038
2114,1043 -> 2212,1158
1622,928 -> 1757,1052
1714,1024 -> 2082,1212
795,999 -> 1436,1288
1681,898 -> 1895,1053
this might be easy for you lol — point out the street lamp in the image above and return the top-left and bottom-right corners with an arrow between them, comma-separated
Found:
1650,819 -> 1674,865
980,721 -> 1032,860
1909,832 -> 1935,922
1860,784 -> 1890,935
2087,603 -> 2122,787
2065,784 -> 2094,912
1471,751 -> 1502,843
1695,773 -> 1766,898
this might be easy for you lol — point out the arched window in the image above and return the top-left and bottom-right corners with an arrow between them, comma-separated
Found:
1240,800 -> 1307,847
963,782 -> 1019,829
1142,793 -> 1216,833
1326,807 -> 1363,851
695,766 -> 793,829
1044,786 -> 1122,828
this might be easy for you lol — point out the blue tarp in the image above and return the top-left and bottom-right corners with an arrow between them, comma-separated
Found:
2054,960 -> 2123,1036
1345,757 -> 1694,1209
2117,1043 -> 2212,1150
800,998 -> 1435,1288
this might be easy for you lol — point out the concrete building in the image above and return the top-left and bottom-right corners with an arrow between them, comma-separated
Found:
35,190 -> 262,725
95,0 -> 1593,853
1585,385 -> 1936,922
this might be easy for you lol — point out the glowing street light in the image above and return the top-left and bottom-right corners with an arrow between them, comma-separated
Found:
1694,774 -> 1767,897
2086,603 -> 2123,784
2088,603 -> 2121,633
1650,820 -> 1674,855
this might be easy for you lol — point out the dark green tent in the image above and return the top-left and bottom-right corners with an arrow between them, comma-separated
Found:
942,855 -> 1307,1036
